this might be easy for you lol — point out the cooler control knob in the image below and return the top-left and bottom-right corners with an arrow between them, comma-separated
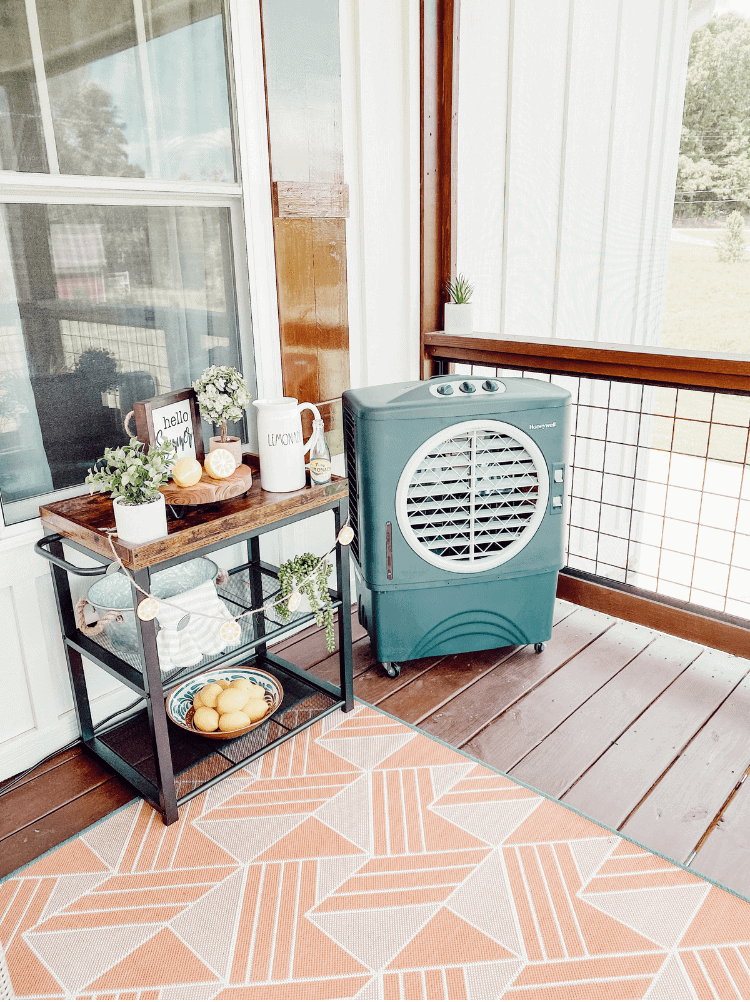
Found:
436,383 -> 454,395
459,381 -> 476,394
482,380 -> 499,392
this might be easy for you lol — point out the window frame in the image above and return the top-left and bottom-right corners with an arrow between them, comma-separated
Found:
0,0 -> 281,531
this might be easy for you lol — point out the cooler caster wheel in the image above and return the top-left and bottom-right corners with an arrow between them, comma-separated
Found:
383,662 -> 401,678
534,643 -> 546,653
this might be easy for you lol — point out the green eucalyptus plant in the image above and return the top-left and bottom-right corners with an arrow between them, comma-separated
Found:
85,438 -> 176,506
277,553 -> 335,652
445,273 -> 474,304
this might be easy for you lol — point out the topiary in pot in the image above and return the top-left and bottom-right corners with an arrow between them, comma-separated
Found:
193,365 -> 250,467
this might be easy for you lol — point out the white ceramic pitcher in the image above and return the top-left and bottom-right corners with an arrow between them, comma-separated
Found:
253,398 -> 321,492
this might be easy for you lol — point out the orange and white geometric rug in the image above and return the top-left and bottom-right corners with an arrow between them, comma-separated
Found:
3,702 -> 750,1000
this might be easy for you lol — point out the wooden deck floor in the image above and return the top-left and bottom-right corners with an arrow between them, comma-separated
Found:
3,600 -> 750,900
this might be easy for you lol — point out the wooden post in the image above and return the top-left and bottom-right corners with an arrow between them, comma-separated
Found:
421,0 -> 458,378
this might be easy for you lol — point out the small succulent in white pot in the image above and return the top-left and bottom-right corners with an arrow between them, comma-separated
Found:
193,365 -> 250,466
444,273 -> 475,336
85,438 -> 176,544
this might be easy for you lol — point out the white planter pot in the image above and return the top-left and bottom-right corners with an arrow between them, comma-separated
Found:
113,494 -> 168,545
209,436 -> 243,467
444,302 -> 474,336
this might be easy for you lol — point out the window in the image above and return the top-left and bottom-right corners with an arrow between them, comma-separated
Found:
665,1 -> 750,356
0,0 -> 256,524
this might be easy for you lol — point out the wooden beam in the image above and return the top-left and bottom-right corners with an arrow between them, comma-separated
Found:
558,570 -> 750,660
421,0 -> 457,378
272,182 -> 349,218
259,0 -> 350,451
424,332 -> 750,395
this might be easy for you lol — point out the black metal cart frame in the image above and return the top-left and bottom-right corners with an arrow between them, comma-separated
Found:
36,495 -> 354,825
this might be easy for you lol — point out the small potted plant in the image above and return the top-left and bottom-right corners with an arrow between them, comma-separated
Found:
276,552 -> 335,652
193,365 -> 250,466
444,273 -> 474,336
85,438 -> 176,544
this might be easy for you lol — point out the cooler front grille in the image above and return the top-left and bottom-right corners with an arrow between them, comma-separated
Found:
395,420 -> 549,573
342,405 -> 360,565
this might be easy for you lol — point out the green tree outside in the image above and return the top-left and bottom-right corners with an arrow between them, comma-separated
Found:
676,12 -> 750,219
716,209 -> 747,261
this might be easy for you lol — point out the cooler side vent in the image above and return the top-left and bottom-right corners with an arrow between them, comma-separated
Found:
343,405 -> 360,565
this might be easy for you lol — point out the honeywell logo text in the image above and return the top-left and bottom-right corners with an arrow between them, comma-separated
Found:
529,422 -> 556,430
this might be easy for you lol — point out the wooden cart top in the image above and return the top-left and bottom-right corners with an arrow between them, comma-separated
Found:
40,460 -> 348,570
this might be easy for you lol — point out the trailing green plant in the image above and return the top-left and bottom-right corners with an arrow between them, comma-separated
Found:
85,437 -> 176,505
277,552 -> 335,651
193,365 -> 250,443
445,273 -> 474,304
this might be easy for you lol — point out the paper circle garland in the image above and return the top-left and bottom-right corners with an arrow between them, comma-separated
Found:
219,620 -> 242,644
137,597 -> 160,621
337,525 -> 354,546
287,591 -> 302,613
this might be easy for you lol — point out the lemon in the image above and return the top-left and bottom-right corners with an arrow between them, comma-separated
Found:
172,456 -> 202,487
218,710 -> 251,732
193,706 -> 220,732
204,448 -> 237,480
216,687 -> 248,714
242,697 -> 269,723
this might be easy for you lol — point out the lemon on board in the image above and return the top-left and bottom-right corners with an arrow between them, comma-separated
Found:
172,456 -> 203,487
204,448 -> 237,480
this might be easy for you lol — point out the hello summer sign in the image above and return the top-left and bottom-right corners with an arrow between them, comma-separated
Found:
133,388 -> 205,463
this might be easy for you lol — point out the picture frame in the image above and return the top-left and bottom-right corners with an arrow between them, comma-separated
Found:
133,388 -> 205,464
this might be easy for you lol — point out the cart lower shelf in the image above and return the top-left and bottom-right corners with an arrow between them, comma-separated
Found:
91,656 -> 342,808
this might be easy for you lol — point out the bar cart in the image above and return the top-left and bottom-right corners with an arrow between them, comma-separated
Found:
36,468 -> 353,825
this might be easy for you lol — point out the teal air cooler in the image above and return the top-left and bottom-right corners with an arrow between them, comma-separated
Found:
342,375 -> 570,674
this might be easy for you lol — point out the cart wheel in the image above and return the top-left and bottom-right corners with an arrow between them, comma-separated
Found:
534,642 -> 546,653
383,662 -> 401,678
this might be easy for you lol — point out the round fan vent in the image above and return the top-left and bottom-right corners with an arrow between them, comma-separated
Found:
395,419 -> 550,573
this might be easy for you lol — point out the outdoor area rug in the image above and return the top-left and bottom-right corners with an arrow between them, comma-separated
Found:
3,703 -> 750,1000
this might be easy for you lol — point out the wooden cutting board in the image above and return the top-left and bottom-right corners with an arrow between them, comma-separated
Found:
159,463 -> 254,505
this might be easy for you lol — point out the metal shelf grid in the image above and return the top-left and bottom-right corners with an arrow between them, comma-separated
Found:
80,565 -> 325,678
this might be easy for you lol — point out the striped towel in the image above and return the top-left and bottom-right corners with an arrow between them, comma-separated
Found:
157,579 -> 239,673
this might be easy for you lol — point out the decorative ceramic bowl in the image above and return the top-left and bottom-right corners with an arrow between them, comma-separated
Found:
165,666 -> 283,740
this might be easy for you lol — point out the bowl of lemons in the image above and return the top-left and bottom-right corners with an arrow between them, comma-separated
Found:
166,667 -> 283,739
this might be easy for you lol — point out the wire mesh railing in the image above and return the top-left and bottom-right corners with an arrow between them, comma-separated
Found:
455,363 -> 750,621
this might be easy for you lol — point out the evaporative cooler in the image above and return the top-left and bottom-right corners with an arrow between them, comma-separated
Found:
342,374 -> 570,676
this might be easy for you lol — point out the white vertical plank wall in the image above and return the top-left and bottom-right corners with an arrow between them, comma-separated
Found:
457,0 -> 690,346
503,0 -> 571,340
455,0 -> 511,334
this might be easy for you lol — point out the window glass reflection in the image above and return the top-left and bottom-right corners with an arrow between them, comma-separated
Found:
0,0 -> 49,172
0,203 -> 249,522
0,0 -> 235,180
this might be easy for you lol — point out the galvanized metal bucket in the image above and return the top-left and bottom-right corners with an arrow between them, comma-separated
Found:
84,557 -> 219,652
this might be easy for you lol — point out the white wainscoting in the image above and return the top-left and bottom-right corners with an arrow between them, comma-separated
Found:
0,520 -> 132,781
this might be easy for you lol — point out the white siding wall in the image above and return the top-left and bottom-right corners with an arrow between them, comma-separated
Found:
457,0 -> 691,347
0,526 -> 133,779
340,0 -> 421,390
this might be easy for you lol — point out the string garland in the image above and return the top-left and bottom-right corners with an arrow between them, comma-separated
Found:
101,521 -> 353,631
